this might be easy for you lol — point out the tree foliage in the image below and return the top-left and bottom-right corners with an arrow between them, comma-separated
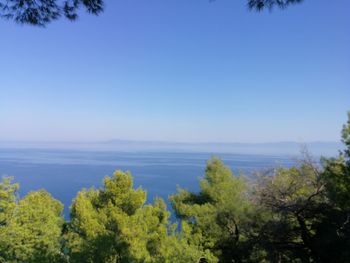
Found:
64,170 -> 210,262
0,181 -> 64,263
250,113 -> 350,262
247,0 -> 304,11
0,0 -> 103,26
0,0 -> 305,26
170,158 -> 254,262
0,176 -> 18,227
0,112 -> 349,262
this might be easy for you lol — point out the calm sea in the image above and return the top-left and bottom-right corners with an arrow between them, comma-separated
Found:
0,149 -> 296,218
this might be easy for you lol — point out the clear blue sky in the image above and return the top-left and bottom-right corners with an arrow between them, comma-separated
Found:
0,0 -> 349,143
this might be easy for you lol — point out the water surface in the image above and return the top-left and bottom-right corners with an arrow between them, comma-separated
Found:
0,149 -> 296,217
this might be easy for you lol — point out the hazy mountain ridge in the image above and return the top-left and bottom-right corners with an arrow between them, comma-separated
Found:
0,140 -> 343,156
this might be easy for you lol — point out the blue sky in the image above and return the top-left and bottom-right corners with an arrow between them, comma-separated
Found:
0,0 -> 349,143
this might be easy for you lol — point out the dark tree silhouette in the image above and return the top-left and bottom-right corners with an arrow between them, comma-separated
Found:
0,0 -> 103,26
0,0 -> 304,26
248,0 -> 304,11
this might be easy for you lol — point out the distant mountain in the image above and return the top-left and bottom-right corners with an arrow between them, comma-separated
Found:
102,140 -> 342,156
0,140 -> 343,157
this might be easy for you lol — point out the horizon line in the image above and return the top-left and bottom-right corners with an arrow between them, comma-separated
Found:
0,139 -> 342,145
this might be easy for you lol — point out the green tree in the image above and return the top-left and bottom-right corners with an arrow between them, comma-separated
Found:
0,176 -> 18,227
323,112 -> 350,211
319,112 -> 350,262
0,184 -> 64,263
65,170 -> 211,262
254,162 -> 327,262
253,113 -> 350,262
171,157 -> 255,262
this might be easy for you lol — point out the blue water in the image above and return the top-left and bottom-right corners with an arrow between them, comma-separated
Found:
0,149 -> 296,218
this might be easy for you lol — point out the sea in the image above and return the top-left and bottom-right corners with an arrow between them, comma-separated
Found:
0,148 -> 300,218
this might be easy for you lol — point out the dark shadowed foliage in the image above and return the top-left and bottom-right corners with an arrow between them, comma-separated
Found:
247,0 -> 304,11
1,0 -> 305,26
0,0 -> 103,26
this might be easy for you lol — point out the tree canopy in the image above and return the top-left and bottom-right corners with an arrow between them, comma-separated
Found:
170,158 -> 255,262
0,183 -> 64,263
64,170 -> 213,262
0,112 -> 349,262
0,0 -> 103,26
0,0 -> 305,26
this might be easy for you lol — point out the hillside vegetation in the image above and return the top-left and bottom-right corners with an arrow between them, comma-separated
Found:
1,113 -> 349,262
